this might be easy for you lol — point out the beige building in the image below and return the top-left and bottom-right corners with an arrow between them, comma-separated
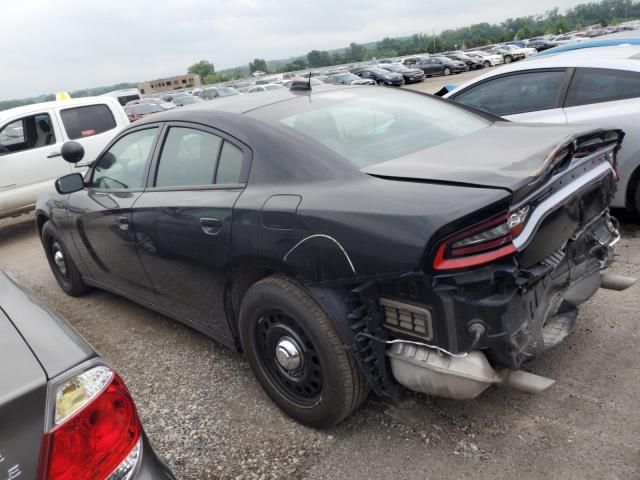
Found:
138,74 -> 202,95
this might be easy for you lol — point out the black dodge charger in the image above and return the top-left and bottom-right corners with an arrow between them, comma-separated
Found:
0,271 -> 174,479
36,85 -> 627,428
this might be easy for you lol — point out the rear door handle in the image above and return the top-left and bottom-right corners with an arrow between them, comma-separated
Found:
47,151 -> 61,158
200,217 -> 221,235
117,215 -> 129,231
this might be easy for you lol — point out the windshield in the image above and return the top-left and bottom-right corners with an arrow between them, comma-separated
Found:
433,56 -> 451,62
265,84 -> 285,90
382,64 -> 406,72
180,96 -> 203,104
133,104 -> 162,114
218,87 -> 239,96
249,89 -> 490,169
368,68 -> 390,75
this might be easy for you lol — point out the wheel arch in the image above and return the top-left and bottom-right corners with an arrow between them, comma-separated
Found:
224,264 -> 357,351
624,159 -> 640,212
35,210 -> 51,239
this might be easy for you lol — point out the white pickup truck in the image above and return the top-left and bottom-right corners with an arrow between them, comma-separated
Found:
0,97 -> 129,219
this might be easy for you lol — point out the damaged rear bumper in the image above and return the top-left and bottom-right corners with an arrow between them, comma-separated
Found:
347,212 -> 626,399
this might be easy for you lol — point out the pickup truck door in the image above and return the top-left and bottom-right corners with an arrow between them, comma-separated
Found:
54,101 -> 128,168
0,109 -> 70,216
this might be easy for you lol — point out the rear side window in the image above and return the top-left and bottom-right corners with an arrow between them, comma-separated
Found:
565,68 -> 640,107
155,127 -> 222,187
60,104 -> 117,140
216,141 -> 244,184
155,127 -> 246,188
453,70 -> 566,116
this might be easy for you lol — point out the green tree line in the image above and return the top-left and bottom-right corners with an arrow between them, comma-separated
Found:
239,0 -> 640,74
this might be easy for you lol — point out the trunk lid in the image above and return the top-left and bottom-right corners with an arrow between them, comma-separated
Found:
0,307 -> 47,480
0,272 -> 93,379
363,122 -> 622,203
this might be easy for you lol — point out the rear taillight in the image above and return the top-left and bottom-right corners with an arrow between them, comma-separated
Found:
433,207 -> 529,270
39,363 -> 142,480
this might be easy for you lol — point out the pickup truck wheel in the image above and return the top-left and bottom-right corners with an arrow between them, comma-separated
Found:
443,67 -> 451,76
504,55 -> 513,64
42,221 -> 88,297
239,276 -> 368,428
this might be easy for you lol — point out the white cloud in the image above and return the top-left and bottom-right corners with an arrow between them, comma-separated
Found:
2,0 -> 582,100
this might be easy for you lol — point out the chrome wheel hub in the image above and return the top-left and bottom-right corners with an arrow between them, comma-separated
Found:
275,337 -> 302,371
53,250 -> 67,276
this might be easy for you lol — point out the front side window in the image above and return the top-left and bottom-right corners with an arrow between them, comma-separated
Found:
565,68 -> 640,107
0,113 -> 56,155
453,70 -> 566,116
60,104 -> 117,140
155,127 -> 222,188
91,128 -> 157,189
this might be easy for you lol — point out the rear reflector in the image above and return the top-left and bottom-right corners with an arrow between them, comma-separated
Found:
40,364 -> 142,480
380,298 -> 433,340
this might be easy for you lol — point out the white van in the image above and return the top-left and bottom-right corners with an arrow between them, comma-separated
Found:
0,96 -> 129,219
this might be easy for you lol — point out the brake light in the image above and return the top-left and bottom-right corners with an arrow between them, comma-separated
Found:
433,207 -> 529,270
39,364 -> 142,480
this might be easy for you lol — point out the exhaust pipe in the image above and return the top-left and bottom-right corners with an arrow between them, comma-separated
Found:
600,273 -> 637,291
387,343 -> 556,400
500,369 -> 556,394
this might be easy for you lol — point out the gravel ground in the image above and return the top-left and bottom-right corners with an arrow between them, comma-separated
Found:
1,211 -> 639,480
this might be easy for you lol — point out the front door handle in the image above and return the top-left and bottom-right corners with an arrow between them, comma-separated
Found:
200,217 -> 221,235
116,215 -> 129,231
47,151 -> 61,158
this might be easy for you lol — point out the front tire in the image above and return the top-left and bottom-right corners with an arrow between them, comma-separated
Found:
239,276 -> 368,428
42,221 -> 88,296
484,61 -> 491,68
443,67 -> 451,76
504,55 -> 513,64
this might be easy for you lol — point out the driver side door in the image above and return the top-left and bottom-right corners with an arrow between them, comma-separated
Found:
67,125 -> 160,302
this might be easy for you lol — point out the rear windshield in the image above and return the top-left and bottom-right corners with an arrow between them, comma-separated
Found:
249,88 -> 490,169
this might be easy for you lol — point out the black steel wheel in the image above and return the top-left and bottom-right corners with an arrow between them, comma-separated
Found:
239,276 -> 368,428
42,221 -> 88,296
255,310 -> 324,407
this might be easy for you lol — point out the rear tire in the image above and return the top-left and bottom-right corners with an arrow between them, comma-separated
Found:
42,221 -> 88,297
239,275 -> 368,428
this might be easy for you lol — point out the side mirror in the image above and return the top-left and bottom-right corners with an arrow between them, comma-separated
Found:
61,141 -> 85,164
55,173 -> 85,195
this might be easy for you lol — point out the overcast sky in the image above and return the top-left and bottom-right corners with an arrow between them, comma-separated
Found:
3,0 -> 584,100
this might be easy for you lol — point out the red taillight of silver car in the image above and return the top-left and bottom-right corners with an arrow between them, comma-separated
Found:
38,363 -> 142,480
433,206 -> 529,270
